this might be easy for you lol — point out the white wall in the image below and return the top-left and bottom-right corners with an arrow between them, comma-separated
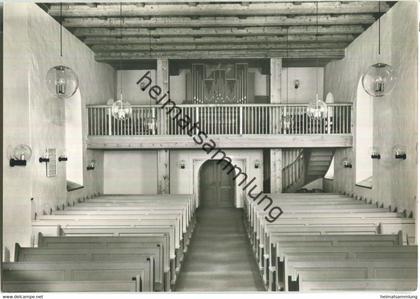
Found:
103,151 -> 158,194
65,90 -> 83,185
251,67 -> 269,97
355,78 -> 373,183
170,69 -> 187,104
116,70 -> 157,105
281,67 -> 324,104
3,3 -> 115,259
324,1 -> 417,216
102,149 -> 264,207
170,149 -> 264,207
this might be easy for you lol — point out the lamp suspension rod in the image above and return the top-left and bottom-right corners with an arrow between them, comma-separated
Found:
315,1 -> 319,100
60,2 -> 63,57
286,27 -> 289,105
119,2 -> 123,101
378,1 -> 381,55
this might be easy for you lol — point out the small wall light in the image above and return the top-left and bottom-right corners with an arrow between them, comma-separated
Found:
370,147 -> 381,159
342,158 -> 352,168
254,160 -> 262,169
394,146 -> 407,160
294,79 -> 300,89
178,160 -> 186,169
87,159 -> 96,170
39,151 -> 50,163
9,144 -> 32,167
58,155 -> 68,162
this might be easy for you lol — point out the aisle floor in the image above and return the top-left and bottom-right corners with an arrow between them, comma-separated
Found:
175,208 -> 265,292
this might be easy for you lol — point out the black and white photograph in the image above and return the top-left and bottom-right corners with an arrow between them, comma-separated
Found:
0,0 -> 419,297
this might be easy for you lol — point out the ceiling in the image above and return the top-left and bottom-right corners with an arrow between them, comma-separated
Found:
40,1 -> 396,69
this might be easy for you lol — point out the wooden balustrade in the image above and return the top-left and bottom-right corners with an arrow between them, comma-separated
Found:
282,149 -> 305,192
87,103 -> 352,137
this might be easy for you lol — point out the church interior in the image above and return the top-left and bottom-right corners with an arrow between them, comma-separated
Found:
2,0 -> 418,293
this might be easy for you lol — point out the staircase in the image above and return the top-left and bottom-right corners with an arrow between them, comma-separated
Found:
305,149 -> 335,183
282,148 -> 334,192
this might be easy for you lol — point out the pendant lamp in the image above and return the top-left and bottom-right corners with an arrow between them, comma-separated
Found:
306,1 -> 327,120
283,27 -> 291,130
362,1 -> 396,97
111,3 -> 133,121
46,3 -> 79,98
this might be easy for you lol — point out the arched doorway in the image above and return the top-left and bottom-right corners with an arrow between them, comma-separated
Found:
199,160 -> 235,208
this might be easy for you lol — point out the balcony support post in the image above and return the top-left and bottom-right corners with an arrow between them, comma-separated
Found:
270,58 -> 282,134
157,149 -> 170,194
270,148 -> 283,193
157,58 -> 169,135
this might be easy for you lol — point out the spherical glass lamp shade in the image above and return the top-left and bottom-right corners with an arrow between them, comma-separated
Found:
362,63 -> 396,97
111,99 -> 133,120
12,144 -> 32,161
46,65 -> 79,98
283,115 -> 292,130
307,99 -> 328,119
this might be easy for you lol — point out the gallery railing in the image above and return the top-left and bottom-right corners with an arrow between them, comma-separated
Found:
87,103 -> 352,136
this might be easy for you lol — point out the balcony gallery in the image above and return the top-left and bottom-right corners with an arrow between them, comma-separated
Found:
87,61 -> 352,150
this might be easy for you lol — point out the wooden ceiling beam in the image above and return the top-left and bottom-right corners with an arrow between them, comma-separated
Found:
62,14 -> 377,28
91,42 -> 349,52
84,34 -> 356,45
95,49 -> 345,60
72,25 -> 367,38
48,2 -> 391,17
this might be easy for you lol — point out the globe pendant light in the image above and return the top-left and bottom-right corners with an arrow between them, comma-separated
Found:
111,3 -> 133,121
146,30 -> 156,131
362,1 -> 396,97
307,94 -> 328,119
46,3 -> 79,99
306,1 -> 327,120
111,97 -> 132,120
283,27 -> 291,131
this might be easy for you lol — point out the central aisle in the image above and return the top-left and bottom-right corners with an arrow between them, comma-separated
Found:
175,208 -> 265,292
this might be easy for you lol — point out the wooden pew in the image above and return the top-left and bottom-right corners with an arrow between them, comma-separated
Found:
57,226 -> 180,288
258,218 -> 415,253
264,233 -> 404,289
81,196 -> 195,218
2,280 -> 139,292
287,259 -> 417,291
32,221 -> 178,259
3,260 -> 154,292
298,278 -> 417,291
15,243 -> 163,291
257,224 -> 380,283
34,217 -> 182,249
277,248 -> 417,291
55,205 -> 196,251
37,233 -> 170,291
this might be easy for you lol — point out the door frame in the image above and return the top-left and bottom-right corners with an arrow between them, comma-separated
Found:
193,158 -> 246,208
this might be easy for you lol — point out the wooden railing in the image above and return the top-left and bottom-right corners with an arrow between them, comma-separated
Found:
282,149 -> 305,192
87,103 -> 352,136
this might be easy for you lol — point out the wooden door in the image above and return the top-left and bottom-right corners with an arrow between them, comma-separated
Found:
200,160 -> 235,208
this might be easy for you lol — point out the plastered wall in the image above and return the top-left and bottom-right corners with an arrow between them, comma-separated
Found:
102,149 -> 264,208
280,67 -> 324,104
103,151 -> 158,194
3,3 -> 115,259
324,1 -> 418,216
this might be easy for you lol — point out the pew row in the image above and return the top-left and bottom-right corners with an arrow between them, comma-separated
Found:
243,192 -> 417,292
15,242 -> 163,291
3,260 -> 153,292
3,281 -> 139,292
